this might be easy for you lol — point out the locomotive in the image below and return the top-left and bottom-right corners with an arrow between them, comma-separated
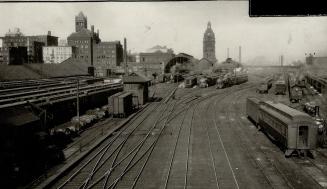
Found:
257,77 -> 273,94
216,72 -> 248,89
184,76 -> 197,88
198,74 -> 220,88
246,97 -> 318,157
274,80 -> 287,95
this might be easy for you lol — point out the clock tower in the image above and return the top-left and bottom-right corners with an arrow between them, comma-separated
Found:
203,22 -> 217,63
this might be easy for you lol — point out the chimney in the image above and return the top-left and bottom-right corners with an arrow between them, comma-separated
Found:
239,46 -> 242,63
227,48 -> 229,59
91,25 -> 94,34
124,38 -> 127,75
48,31 -> 51,36
97,29 -> 99,36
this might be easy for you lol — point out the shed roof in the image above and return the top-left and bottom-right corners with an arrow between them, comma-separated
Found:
123,72 -> 151,83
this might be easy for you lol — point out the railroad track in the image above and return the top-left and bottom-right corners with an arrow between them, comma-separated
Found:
44,83 -> 257,189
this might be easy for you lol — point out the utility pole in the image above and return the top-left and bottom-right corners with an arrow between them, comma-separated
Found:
76,78 -> 80,130
124,38 -> 127,75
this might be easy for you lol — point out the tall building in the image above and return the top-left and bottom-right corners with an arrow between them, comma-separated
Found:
43,46 -> 76,64
94,41 -> 123,76
139,45 -> 174,63
203,22 -> 217,63
68,11 -> 123,76
75,11 -> 88,32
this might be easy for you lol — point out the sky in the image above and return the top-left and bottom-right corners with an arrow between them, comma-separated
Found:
0,1 -> 326,65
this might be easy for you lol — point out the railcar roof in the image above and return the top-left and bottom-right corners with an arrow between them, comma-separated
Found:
262,101 -> 312,122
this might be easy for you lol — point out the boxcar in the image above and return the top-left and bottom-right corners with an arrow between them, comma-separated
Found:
185,76 -> 197,88
108,92 -> 133,117
246,97 -> 262,125
246,98 -> 318,157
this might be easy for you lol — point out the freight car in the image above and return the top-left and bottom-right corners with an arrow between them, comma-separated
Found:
257,77 -> 273,93
185,76 -> 197,88
216,73 -> 248,89
246,98 -> 318,157
275,80 -> 287,95
108,92 -> 133,117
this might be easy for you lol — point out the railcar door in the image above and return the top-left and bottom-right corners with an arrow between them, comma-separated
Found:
298,126 -> 309,148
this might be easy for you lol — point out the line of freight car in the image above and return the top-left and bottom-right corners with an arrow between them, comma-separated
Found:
108,91 -> 134,118
216,73 -> 248,89
246,97 -> 318,157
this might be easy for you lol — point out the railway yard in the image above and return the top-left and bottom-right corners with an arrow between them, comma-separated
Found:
22,67 -> 327,189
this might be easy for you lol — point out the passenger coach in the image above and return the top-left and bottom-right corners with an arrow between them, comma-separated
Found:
246,98 -> 318,157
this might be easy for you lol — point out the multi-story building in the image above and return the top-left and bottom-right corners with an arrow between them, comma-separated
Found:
139,45 -> 174,64
0,28 -> 27,65
68,11 -> 124,77
0,28 -> 58,64
26,31 -> 58,63
203,21 -> 217,63
0,46 -> 27,65
43,46 -> 77,64
94,41 -> 123,76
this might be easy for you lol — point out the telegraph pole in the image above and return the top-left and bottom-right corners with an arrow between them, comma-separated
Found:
76,78 -> 80,130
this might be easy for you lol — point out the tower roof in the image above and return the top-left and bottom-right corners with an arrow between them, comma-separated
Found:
204,21 -> 215,40
77,11 -> 86,18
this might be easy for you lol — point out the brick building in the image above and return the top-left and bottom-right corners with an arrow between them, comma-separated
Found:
26,31 -> 58,63
0,28 -> 58,64
43,46 -> 77,64
68,11 -> 123,77
0,46 -> 27,65
139,45 -> 174,64
94,41 -> 123,76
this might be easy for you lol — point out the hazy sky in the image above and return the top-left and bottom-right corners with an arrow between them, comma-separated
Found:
0,1 -> 326,64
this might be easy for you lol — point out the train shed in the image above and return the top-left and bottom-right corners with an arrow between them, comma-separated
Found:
123,72 -> 151,105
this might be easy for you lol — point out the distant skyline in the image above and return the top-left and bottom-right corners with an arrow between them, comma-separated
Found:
0,1 -> 326,65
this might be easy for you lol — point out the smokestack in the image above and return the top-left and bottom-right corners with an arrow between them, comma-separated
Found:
91,25 -> 94,34
281,55 -> 284,67
124,38 -> 127,75
239,46 -> 242,63
97,29 -> 99,36
227,48 -> 229,59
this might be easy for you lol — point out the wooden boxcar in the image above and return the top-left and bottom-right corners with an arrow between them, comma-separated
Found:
108,92 -> 133,117
246,97 -> 262,125
246,98 -> 318,157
